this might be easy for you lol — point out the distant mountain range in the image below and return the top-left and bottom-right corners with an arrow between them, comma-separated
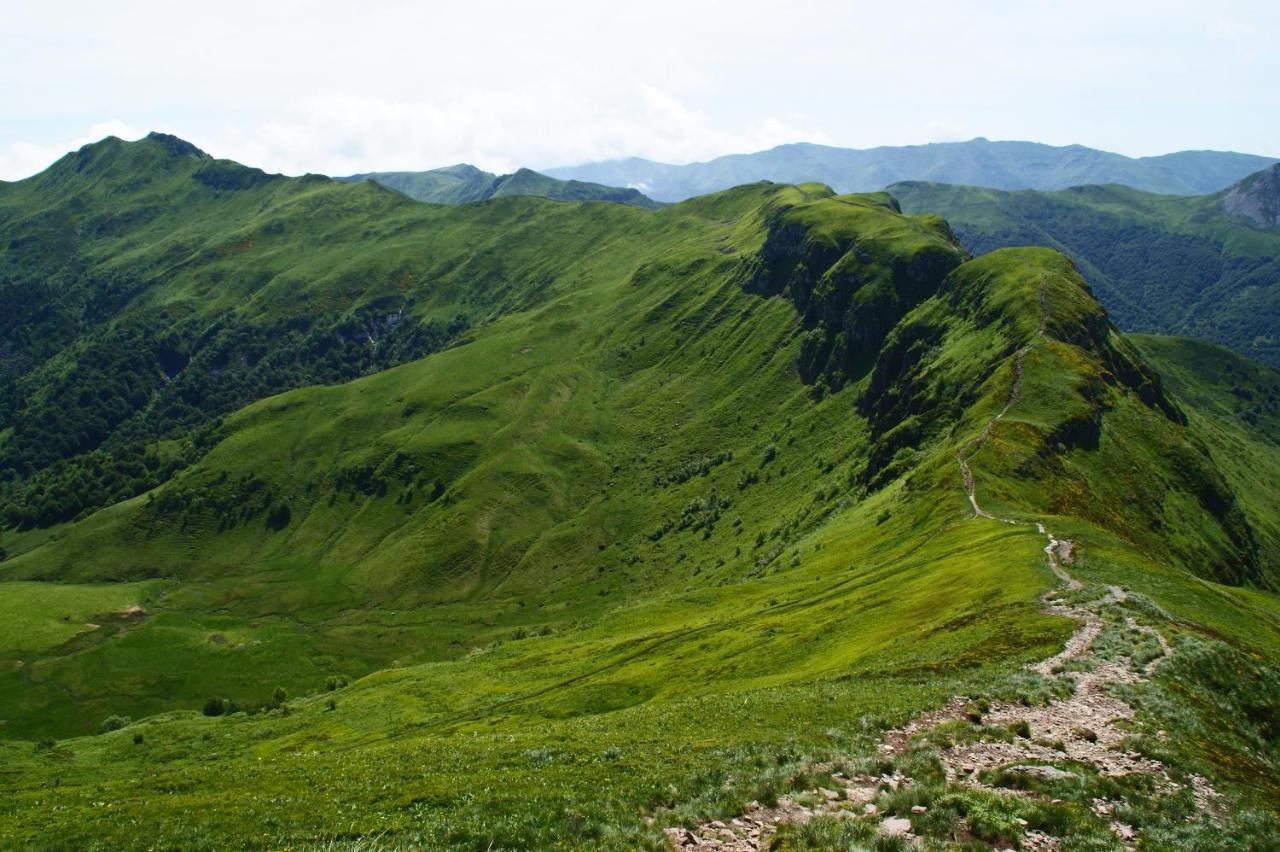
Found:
544,139 -> 1279,202
340,164 -> 660,208
892,162 -> 1280,365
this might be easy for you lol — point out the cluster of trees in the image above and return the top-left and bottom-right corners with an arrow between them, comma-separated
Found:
143,471 -> 287,533
1,434 -> 217,530
651,450 -> 732,488
0,290 -> 470,530
203,686 -> 289,718
649,491 -> 733,541
332,451 -> 448,506
1,320 -> 176,476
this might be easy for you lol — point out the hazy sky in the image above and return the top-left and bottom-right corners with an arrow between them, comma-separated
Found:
2,0 -> 1277,180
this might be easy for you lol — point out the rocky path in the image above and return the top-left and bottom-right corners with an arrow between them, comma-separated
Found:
668,280 -> 1214,850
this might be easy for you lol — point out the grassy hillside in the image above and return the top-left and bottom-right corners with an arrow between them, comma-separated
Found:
1,138 -> 1279,848
342,164 -> 660,208
893,178 -> 1280,366
0,133 -> 657,529
546,139 -> 1278,202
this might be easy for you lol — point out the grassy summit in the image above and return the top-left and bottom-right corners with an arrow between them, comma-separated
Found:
0,136 -> 1278,848
892,173 -> 1280,366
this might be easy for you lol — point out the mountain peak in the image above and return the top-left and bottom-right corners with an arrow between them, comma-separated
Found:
142,131 -> 211,160
1221,162 -> 1280,229
37,131 -> 210,186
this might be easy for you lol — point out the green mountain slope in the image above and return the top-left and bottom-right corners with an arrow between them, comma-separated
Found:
1221,162 -> 1280,229
1,138 -> 1279,848
546,139 -> 1278,202
0,133 -> 654,530
342,164 -> 660,208
892,175 -> 1280,366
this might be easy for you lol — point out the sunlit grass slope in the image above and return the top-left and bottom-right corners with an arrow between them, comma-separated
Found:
0,141 -> 1278,847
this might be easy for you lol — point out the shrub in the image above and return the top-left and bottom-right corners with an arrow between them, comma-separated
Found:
265,500 -> 291,531
100,715 -> 131,734
271,686 -> 288,707
202,696 -> 228,717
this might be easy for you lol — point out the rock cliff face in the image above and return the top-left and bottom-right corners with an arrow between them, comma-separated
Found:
857,249 -> 1186,491
743,192 -> 965,390
1221,163 -> 1280,229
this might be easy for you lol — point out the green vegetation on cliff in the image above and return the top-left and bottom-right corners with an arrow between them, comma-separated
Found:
893,175 -> 1280,365
0,136 -> 1278,848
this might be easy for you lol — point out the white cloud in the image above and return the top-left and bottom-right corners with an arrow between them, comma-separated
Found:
0,121 -> 146,181
1,88 -> 830,180
230,85 -> 829,176
2,0 -> 1278,179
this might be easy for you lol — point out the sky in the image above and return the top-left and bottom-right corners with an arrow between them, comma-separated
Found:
2,0 -> 1277,180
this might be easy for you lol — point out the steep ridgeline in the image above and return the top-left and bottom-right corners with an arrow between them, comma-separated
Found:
341,164 -> 660,208
858,248 -> 1266,586
893,172 -> 1280,366
0,133 -> 653,530
741,190 -> 964,392
546,138 -> 1278,202
1,144 -> 1279,848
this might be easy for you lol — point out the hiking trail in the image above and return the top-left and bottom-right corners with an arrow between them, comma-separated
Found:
668,278 -> 1215,850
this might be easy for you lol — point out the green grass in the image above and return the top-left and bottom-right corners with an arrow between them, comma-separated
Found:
0,580 -> 161,653
0,136 -> 1278,846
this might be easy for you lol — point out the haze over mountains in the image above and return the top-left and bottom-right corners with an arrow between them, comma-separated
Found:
545,138 -> 1279,202
2,133 -> 1280,848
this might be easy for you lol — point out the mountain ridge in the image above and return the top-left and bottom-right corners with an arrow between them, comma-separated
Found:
341,163 -> 660,208
546,138 -> 1279,202
1,134 -> 1279,848
890,167 -> 1280,366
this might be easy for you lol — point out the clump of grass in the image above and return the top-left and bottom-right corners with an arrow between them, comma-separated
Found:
979,669 -> 1074,706
770,813 -> 899,851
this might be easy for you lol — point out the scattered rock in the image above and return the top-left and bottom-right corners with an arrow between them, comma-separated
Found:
879,817 -> 912,836
1005,765 -> 1078,782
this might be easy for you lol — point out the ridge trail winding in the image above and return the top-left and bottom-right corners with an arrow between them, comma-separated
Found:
669,278 -> 1213,851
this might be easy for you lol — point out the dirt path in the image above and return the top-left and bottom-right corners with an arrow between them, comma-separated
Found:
668,279 -> 1214,850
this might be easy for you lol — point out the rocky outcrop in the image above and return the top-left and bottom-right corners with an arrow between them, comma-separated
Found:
1221,163 -> 1280,229
742,194 -> 965,390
